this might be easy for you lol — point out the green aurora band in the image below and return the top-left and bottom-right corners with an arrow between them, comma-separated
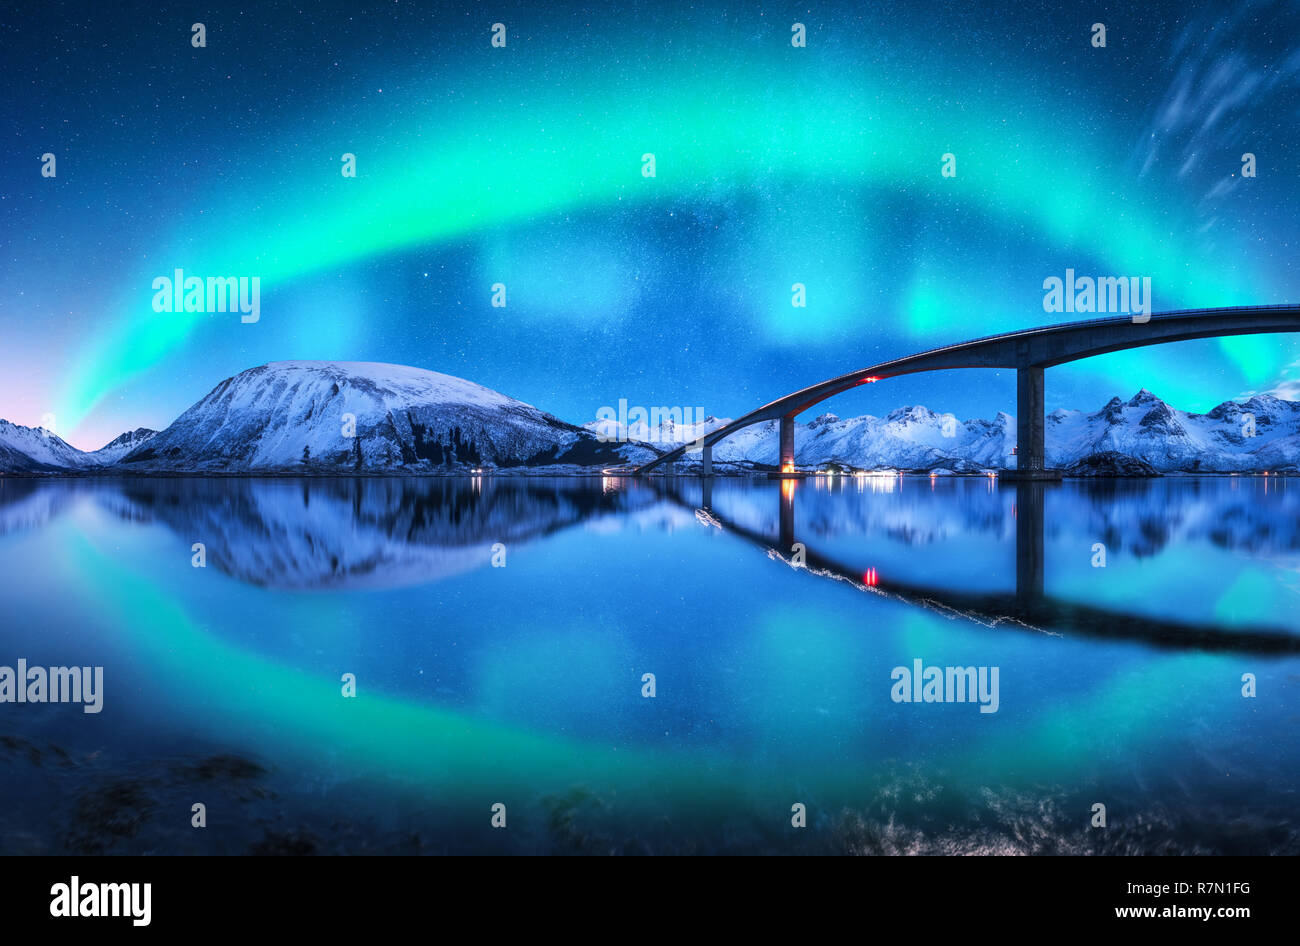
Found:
61,36 -> 1276,431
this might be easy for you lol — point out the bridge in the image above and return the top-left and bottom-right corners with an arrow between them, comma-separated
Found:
635,305 -> 1300,476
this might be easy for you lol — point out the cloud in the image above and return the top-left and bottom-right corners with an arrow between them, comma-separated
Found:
1248,358 -> 1300,401
1134,0 -> 1300,192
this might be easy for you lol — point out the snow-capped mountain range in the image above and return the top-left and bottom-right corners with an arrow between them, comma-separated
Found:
1,361 -> 1297,474
0,362 -> 654,474
645,389 -> 1300,474
0,419 -> 158,472
692,407 -> 1017,472
584,413 -> 723,446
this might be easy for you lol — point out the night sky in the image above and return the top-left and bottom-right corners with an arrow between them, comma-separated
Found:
4,0 -> 1300,449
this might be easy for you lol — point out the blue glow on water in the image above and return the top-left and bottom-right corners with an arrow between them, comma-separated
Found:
0,475 -> 1296,854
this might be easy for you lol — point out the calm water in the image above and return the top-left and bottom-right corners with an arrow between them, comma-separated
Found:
1,474 -> 1297,855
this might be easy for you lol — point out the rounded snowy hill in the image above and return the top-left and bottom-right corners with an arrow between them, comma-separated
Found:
118,361 -> 647,472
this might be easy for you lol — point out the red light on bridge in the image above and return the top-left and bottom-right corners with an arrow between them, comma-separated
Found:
860,376 -> 881,384
863,567 -> 879,587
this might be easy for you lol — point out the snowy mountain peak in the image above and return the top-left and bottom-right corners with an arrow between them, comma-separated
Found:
0,419 -> 91,471
886,405 -> 938,425
1241,393 -> 1295,416
98,427 -> 157,451
1127,388 -> 1162,407
1094,396 -> 1126,423
236,361 -> 532,413
89,427 -> 159,465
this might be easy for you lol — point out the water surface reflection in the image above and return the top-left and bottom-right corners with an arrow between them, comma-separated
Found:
0,475 -> 1295,854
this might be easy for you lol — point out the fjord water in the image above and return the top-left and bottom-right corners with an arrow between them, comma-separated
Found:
0,475 -> 1297,854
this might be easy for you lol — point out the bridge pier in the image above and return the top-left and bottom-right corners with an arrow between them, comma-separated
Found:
779,479 -> 795,549
780,415 -> 795,473
1014,480 -> 1045,600
1015,366 -> 1047,475
700,442 -> 712,476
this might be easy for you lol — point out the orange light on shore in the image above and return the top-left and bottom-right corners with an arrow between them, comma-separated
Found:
781,461 -> 795,474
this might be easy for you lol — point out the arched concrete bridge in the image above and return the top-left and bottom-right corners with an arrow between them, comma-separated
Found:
635,305 -> 1300,476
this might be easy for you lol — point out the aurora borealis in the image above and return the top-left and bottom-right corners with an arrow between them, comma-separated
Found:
4,0 -> 1300,449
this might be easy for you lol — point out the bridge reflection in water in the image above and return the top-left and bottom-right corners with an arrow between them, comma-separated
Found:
660,475 -> 1300,657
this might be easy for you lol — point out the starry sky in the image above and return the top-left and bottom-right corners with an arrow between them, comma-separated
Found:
4,0 -> 1300,449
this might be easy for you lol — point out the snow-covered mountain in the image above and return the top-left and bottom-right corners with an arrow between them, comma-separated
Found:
652,391 -> 1300,473
0,421 -> 159,471
1046,389 -> 1300,472
86,427 -> 157,465
115,361 -> 655,473
583,413 -> 729,446
711,407 -> 1016,472
582,406 -> 1015,471
0,419 -> 97,472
